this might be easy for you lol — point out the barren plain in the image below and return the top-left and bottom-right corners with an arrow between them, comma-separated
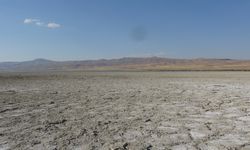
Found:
1,71 -> 250,150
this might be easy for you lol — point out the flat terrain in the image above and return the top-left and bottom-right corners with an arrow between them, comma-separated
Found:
1,71 -> 250,150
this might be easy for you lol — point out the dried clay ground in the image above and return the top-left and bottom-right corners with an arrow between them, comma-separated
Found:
1,71 -> 250,150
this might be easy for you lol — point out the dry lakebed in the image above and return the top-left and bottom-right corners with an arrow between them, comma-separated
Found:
1,71 -> 250,150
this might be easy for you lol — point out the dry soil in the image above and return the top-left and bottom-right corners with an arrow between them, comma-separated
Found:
1,71 -> 250,150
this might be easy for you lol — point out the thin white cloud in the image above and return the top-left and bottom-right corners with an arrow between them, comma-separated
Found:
23,18 -> 61,29
24,18 -> 39,24
35,21 -> 44,26
47,22 -> 61,28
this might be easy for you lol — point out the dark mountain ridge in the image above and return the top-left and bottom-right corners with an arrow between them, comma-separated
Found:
0,57 -> 250,71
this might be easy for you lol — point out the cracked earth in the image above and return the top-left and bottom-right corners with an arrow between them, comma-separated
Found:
0,71 -> 250,150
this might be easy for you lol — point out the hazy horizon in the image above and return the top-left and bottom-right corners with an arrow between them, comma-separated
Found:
1,0 -> 250,61
0,56 -> 237,63
0,56 -> 248,63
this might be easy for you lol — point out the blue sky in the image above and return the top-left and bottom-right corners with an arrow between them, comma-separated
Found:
1,0 -> 250,61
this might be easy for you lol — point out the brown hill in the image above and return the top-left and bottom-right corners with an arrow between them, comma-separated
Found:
1,57 -> 250,71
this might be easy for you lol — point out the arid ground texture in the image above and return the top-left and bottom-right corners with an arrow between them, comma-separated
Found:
1,71 -> 250,150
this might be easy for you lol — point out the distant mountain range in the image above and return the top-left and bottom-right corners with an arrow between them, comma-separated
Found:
1,57 -> 250,71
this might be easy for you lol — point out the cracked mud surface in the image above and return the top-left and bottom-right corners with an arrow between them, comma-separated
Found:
1,71 -> 250,150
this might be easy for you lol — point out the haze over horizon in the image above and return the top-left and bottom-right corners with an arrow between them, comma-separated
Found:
0,56 -> 244,64
1,0 -> 250,62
